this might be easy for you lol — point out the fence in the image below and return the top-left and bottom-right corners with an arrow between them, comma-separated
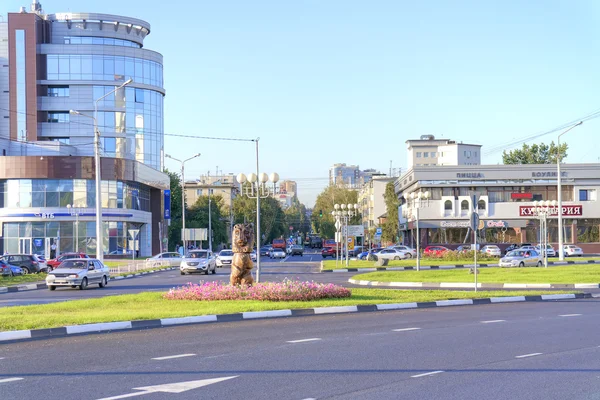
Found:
108,259 -> 173,274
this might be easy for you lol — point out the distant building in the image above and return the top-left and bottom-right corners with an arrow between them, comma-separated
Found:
329,164 -> 383,188
358,176 -> 394,232
280,180 -> 297,198
184,174 -> 238,211
406,135 -> 482,168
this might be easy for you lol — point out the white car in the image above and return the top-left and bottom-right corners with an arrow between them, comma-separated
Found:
270,249 -> 286,259
146,252 -> 183,267
534,244 -> 556,257
563,245 -> 583,257
216,249 -> 234,267
389,245 -> 416,258
481,245 -> 502,257
180,250 -> 216,275
46,258 -> 110,290
34,255 -> 48,272
376,248 -> 408,261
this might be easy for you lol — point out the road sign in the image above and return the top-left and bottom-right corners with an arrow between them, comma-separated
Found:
128,229 -> 140,240
335,232 -> 341,243
182,228 -> 208,241
289,226 -> 293,231
347,225 -> 364,237
347,237 -> 355,250
376,227 -> 382,235
470,212 -> 479,232
335,220 -> 342,231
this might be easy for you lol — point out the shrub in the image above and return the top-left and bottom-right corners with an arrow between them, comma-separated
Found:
422,250 -> 497,262
163,279 -> 351,302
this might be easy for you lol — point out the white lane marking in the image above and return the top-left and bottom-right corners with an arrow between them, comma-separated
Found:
151,353 -> 196,361
515,353 -> 543,359
481,320 -> 506,324
0,357 -> 4,359
0,377 -> 24,383
411,371 -> 444,378
287,338 -> 322,344
392,327 -> 421,332
559,314 -> 582,317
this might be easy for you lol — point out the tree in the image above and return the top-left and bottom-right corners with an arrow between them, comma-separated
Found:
381,182 -> 399,243
502,141 -> 568,165
187,195 -> 228,249
166,169 -> 183,251
232,188 -> 287,247
311,186 -> 360,239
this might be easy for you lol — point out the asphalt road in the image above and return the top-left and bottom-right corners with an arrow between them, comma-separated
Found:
1,297 -> 599,399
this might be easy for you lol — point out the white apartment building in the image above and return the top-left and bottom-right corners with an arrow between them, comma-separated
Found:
407,135 -> 482,168
358,176 -> 394,232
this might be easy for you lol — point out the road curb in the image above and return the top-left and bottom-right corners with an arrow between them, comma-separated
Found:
348,278 -> 600,289
322,260 -> 600,273
0,292 -> 592,343
0,267 -> 178,294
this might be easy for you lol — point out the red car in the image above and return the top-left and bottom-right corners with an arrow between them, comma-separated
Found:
47,252 -> 90,272
423,246 -> 450,257
321,247 -> 338,259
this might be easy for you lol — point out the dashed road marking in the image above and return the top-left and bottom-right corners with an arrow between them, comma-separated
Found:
287,338 -> 322,344
152,353 -> 196,361
393,327 -> 421,332
515,353 -> 543,359
0,378 -> 24,384
481,320 -> 506,324
411,371 -> 444,378
559,314 -> 582,317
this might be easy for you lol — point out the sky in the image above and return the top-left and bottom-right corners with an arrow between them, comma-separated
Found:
3,0 -> 600,206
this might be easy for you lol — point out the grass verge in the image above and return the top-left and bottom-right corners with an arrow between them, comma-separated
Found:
0,274 -> 46,286
353,264 -> 600,284
0,288 -> 580,331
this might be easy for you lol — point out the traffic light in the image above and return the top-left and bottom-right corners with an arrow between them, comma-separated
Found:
319,210 -> 323,218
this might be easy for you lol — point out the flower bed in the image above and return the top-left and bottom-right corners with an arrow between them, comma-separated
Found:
163,279 -> 351,302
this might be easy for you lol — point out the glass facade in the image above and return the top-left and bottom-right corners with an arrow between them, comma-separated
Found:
16,29 -> 26,142
63,36 -> 141,48
46,54 -> 163,87
0,179 -> 150,211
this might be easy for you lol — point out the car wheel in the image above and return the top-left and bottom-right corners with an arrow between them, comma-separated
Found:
212,265 -> 216,274
47,266 -> 53,272
21,267 -> 30,274
519,262 -> 524,268
406,253 -> 413,259
537,261 -> 542,267
204,269 -> 209,275
48,286 -> 56,291
79,277 -> 88,290
99,275 -> 107,288
394,256 -> 400,260
180,271 -> 185,275
71,285 -> 76,288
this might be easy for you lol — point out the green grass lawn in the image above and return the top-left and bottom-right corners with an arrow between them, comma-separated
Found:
323,256 -> 600,270
0,288 -> 578,331
0,274 -> 46,286
353,264 -> 600,284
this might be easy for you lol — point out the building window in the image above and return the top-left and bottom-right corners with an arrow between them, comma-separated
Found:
424,152 -> 429,158
474,151 -> 478,157
196,189 -> 202,196
135,88 -> 144,103
461,200 -> 469,210
47,86 -> 69,97
579,189 -> 595,201
47,112 -> 70,123
444,200 -> 452,210
478,200 -> 486,210
50,137 -> 70,144
416,152 -> 422,158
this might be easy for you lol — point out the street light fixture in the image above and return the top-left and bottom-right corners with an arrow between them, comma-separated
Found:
66,204 -> 84,253
236,170 -> 279,283
532,200 -> 556,268
403,191 -> 430,271
165,153 -> 201,252
333,203 -> 359,268
556,121 -> 583,260
70,78 -> 132,261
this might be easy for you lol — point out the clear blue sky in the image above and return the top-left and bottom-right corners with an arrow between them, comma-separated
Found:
3,0 -> 600,206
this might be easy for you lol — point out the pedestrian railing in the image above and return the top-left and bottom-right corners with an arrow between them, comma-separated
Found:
108,260 -> 173,274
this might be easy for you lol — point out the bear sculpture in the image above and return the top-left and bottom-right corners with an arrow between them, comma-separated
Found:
230,223 -> 255,286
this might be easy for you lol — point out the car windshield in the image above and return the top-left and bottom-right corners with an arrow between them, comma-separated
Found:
220,251 -> 233,256
507,251 -> 525,257
58,260 -> 88,269
189,251 -> 209,259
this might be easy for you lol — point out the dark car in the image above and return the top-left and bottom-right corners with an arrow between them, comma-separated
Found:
321,247 -> 338,258
289,245 -> 304,256
0,254 -> 43,274
259,246 -> 271,256
47,252 -> 90,272
503,243 -> 532,255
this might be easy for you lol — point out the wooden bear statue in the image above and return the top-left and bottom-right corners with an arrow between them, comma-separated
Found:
230,223 -> 255,286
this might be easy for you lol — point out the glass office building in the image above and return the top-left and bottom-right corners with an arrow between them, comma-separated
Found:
0,2 -> 169,257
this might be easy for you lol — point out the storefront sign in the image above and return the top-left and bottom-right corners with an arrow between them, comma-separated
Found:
531,172 -> 567,178
164,189 -> 171,219
511,193 -> 533,200
485,220 -> 508,228
519,205 -> 582,217
34,213 -> 55,219
441,220 -> 471,228
456,173 -> 484,179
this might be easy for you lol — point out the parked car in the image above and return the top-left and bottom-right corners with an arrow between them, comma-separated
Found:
503,244 -> 521,255
251,250 -> 257,262
216,250 -> 234,267
389,245 -> 417,258
289,245 -> 304,256
376,248 -> 409,261
358,248 -> 383,260
563,245 -> 583,257
535,244 -> 556,257
180,250 -> 216,275
0,254 -> 43,274
519,245 -> 537,252
350,246 -> 364,257
146,252 -> 183,267
321,247 -> 338,259
33,255 -> 48,272
270,248 -> 286,259
259,246 -> 271,256
499,249 -> 542,267
423,246 -> 451,256
481,245 -> 502,257
0,259 -> 23,276
47,252 -> 90,272
46,258 -> 110,290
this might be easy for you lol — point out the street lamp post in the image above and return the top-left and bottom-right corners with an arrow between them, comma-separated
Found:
70,78 -> 132,261
236,170 -> 279,283
557,121 -> 583,260
165,153 -> 201,252
532,200 -> 556,268
208,193 -> 212,253
66,204 -> 83,253
406,191 -> 430,272
333,203 -> 359,268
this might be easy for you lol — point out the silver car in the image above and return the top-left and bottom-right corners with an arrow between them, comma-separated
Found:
180,250 -> 216,275
535,244 -> 556,257
499,249 -> 542,268
146,252 -> 183,267
46,259 -> 110,290
389,245 -> 417,258
481,245 -> 502,257
216,250 -> 233,267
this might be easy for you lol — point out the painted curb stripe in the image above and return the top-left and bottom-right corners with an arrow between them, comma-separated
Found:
66,321 -> 132,334
313,306 -> 358,315
160,315 -> 217,326
490,296 -> 526,303
242,310 -> 292,319
0,330 -> 31,341
376,302 -> 418,310
541,294 -> 576,300
435,299 -> 474,307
